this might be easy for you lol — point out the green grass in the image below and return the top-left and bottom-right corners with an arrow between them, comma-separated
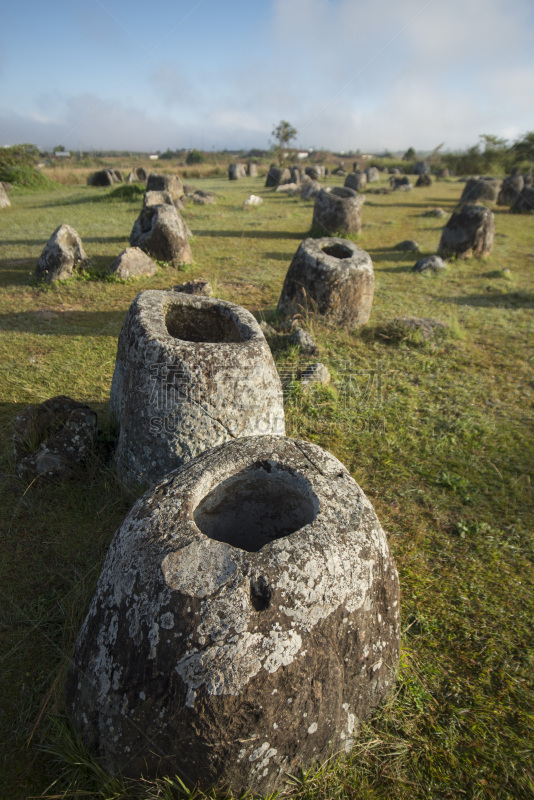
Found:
0,173 -> 533,799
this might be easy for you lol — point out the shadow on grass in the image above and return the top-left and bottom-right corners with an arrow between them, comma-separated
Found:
0,309 -> 125,336
193,229 -> 306,240
450,292 -> 534,308
0,236 -> 128,246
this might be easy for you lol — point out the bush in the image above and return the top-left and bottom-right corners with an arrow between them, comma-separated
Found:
186,149 -> 206,165
0,165 -> 54,189
0,143 -> 40,171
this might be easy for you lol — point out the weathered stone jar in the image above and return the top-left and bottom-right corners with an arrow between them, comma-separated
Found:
66,435 -> 400,794
109,290 -> 285,487
278,237 -> 374,328
312,186 -> 365,235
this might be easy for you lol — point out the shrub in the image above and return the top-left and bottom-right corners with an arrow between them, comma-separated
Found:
0,165 -> 54,188
186,149 -> 206,165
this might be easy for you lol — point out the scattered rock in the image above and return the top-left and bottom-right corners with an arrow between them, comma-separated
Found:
130,205 -> 192,265
13,395 -> 98,480
278,237 -> 374,329
299,362 -> 330,386
66,435 -> 400,793
173,278 -> 213,296
388,316 -> 448,341
109,290 -> 285,487
390,176 -> 413,191
275,182 -> 298,193
413,161 -> 431,175
259,320 -> 278,339
136,167 -> 148,182
146,172 -> 184,201
300,179 -> 322,200
344,172 -> 367,192
243,194 -> 263,207
229,163 -> 247,180
0,183 -> 10,208
35,224 -> 88,282
108,247 -> 158,279
497,176 -> 524,207
437,167 -> 450,178
423,207 -> 446,218
395,239 -> 420,252
305,166 -> 322,180
190,190 -> 216,205
511,186 -> 534,213
312,186 -> 365,235
438,205 -> 495,258
290,166 -> 302,184
412,255 -> 446,273
87,169 -> 115,186
389,167 -> 403,175
289,326 -> 317,355
247,162 -> 258,177
365,166 -> 380,182
144,190 -> 184,211
266,165 -> 292,187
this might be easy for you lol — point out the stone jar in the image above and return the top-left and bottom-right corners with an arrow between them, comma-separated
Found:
344,171 -> 367,192
277,237 -> 374,328
66,435 -> 400,794
129,204 -> 192,265
438,204 -> 495,259
312,186 -> 365,235
109,290 -> 285,487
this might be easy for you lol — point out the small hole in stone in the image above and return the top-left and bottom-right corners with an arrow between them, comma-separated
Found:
193,463 -> 319,552
165,304 -> 244,343
321,243 -> 353,259
250,577 -> 271,611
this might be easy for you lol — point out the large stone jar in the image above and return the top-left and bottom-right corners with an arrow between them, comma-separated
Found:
109,291 -> 285,487
438,205 -> 495,259
278,237 -> 374,328
312,186 -> 365,235
66,435 -> 401,794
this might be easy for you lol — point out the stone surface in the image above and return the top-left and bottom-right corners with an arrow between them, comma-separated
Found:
137,167 -> 148,182
312,186 -> 365,235
130,205 -> 192,265
413,161 -> 430,175
415,174 -> 432,187
395,239 -> 420,252
278,237 -> 374,328
365,166 -> 380,182
0,183 -> 10,208
437,167 -> 450,178
390,176 -> 413,191
438,205 -> 495,258
300,179 -> 321,200
14,395 -> 97,480
66,435 -> 401,794
305,165 -> 322,181
423,207 -> 446,218
412,255 -> 446,273
290,166 -> 302,184
266,166 -> 291,187
460,177 -> 500,204
87,169 -> 115,186
35,224 -> 88,282
299,362 -> 330,386
275,182 -> 298,193
229,163 -> 247,180
344,172 -> 367,192
289,326 -> 317,355
108,247 -> 158,279
497,176 -> 524,207
243,194 -> 263,207
146,172 -> 184,201
144,189 -> 184,211
190,190 -> 216,205
109,290 -> 285,487
173,278 -> 213,296
511,187 -> 534,213
247,162 -> 258,177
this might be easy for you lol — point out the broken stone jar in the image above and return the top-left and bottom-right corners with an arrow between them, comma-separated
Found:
66,435 -> 400,794
109,290 -> 285,487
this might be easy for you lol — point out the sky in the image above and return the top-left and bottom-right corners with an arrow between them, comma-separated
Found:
1,0 -> 533,154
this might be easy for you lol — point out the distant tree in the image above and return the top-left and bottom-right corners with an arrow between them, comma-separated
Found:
0,144 -> 40,170
511,131 -> 534,162
272,120 -> 298,165
186,149 -> 206,165
53,144 -> 65,153
403,147 -> 416,161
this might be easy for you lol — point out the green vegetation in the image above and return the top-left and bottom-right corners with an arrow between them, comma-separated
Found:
186,149 -> 207,165
272,119 -> 298,165
0,171 -> 533,800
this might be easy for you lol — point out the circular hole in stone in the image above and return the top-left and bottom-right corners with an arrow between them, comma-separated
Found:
193,462 -> 319,552
165,304 -> 244,343
321,243 -> 353,259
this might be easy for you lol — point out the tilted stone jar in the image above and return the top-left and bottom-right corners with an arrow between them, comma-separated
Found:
312,186 -> 365,235
109,290 -> 285,487
66,435 -> 400,794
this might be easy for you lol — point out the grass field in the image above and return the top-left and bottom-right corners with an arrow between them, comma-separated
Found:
0,171 -> 533,800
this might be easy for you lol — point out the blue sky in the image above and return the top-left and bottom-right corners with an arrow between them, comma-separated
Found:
1,0 -> 533,153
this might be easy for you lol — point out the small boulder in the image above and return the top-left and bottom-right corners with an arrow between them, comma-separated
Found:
35,224 -> 88,282
243,194 -> 263,207
290,166 -> 302,184
300,178 -> 322,200
344,172 -> 367,192
136,167 -> 148,182
130,205 -> 192,265
395,239 -> 420,253
437,167 -> 450,178
423,207 -> 446,218
229,163 -> 247,180
275,182 -> 298,193
173,278 -> 213,296
108,247 -> 157,279
365,166 -> 380,182
190,190 -> 216,205
413,161 -> 431,175
388,316 -> 447,341
146,172 -> 184,201
299,362 -> 330,386
460,177 -> 500,204
415,173 -> 432,187
87,169 -> 115,186
247,162 -> 258,177
412,255 -> 446,273
266,165 -> 291,187
497,176 -> 524,207
305,166 -> 322,180
511,187 -> 534,213
390,176 -> 413,191
289,326 -> 317,355
13,395 -> 98,481
438,205 -> 494,258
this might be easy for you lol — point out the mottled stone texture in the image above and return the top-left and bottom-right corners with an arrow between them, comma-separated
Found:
265,165 -> 292,187
66,436 -> 400,794
365,166 -> 380,182
110,290 -> 285,487
438,205 -> 495,259
278,237 -> 374,328
497,175 -> 524,206
511,186 -> 534,213
228,163 -> 247,180
312,187 -> 365,235
460,177 -> 500,204
146,172 -> 184,201
247,162 -> 258,177
144,189 -> 184,211
35,224 -> 88,282
13,395 -> 97,480
413,161 -> 430,175
390,176 -> 413,191
130,205 -> 192,265
107,247 -> 157,279
415,174 -> 432,187
344,172 -> 367,192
